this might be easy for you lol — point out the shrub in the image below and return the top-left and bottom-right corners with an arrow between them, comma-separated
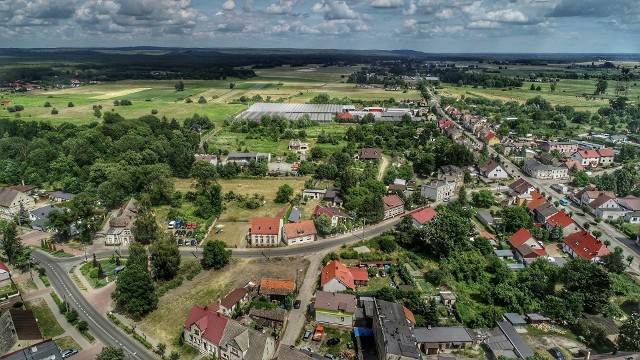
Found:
151,109 -> 158,114
67,102 -> 74,107
185,98 -> 193,104
51,108 -> 58,115
44,102 -> 51,107
89,268 -> 99,279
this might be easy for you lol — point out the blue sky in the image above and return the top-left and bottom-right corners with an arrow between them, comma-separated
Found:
1,0 -> 639,53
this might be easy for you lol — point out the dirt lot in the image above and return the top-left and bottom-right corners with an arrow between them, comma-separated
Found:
139,256 -> 310,353
525,332 -> 585,359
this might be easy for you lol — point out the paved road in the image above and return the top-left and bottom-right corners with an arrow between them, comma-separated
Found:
32,251 -> 154,360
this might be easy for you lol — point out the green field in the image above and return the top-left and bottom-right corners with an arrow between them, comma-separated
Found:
79,258 -> 122,289
25,298 -> 65,338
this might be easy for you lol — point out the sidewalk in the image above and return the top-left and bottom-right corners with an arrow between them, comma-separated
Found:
42,292 -> 93,350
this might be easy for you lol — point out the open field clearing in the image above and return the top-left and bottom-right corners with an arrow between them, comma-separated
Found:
91,87 -> 151,99
139,257 -> 310,354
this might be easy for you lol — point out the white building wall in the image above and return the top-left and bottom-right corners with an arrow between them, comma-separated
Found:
322,278 -> 347,293
315,311 -> 354,328
284,234 -> 316,246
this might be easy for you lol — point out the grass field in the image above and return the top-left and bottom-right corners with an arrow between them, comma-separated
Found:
79,258 -> 121,289
25,298 -> 65,338
54,336 -> 82,351
139,257 -> 310,356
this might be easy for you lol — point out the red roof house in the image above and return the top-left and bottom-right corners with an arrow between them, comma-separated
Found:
0,260 -> 10,282
347,267 -> 369,285
338,112 -> 354,121
545,211 -> 578,236
183,305 -> 228,345
251,217 -> 281,235
508,228 -> 548,261
410,207 -> 437,228
219,288 -> 249,316
320,260 -> 356,291
562,231 -> 610,262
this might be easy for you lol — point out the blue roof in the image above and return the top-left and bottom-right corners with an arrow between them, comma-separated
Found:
354,327 -> 374,337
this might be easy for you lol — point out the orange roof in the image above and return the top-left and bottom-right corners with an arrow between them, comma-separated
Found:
403,306 -> 416,325
597,148 -> 615,157
563,231 -> 610,261
479,231 -> 496,241
546,211 -> 575,229
251,217 -> 281,235
260,278 -> 295,292
576,149 -> 600,158
509,228 -> 534,247
382,195 -> 404,211
411,207 -> 437,225
484,132 -> 497,141
284,220 -> 317,238
339,112 -> 354,119
348,267 -> 369,282
526,191 -> 548,211
320,260 -> 355,290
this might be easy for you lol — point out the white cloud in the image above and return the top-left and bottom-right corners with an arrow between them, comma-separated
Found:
403,0 -> 417,15
485,9 -> 528,23
312,0 -> 359,20
266,0 -> 303,14
466,20 -> 501,29
222,0 -> 235,11
371,0 -> 404,9
435,7 -> 455,19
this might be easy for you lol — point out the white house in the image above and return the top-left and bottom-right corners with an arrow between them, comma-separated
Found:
421,181 -> 456,201
313,205 -> 349,227
624,211 -> 640,224
597,148 -> 615,166
315,291 -> 356,328
562,231 -> 610,262
282,220 -> 317,246
302,189 -> 326,200
249,217 -> 283,247
522,159 -> 568,179
219,288 -> 249,317
478,159 -> 508,179
590,194 -> 625,220
382,195 -> 405,220
571,150 -> 601,168
105,199 -> 138,245
0,187 -> 35,220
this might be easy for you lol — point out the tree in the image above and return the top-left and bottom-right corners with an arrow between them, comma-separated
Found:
131,202 -> 161,245
550,225 -> 563,241
422,208 -> 473,258
190,161 -> 218,189
150,236 -> 181,281
530,83 -> 536,91
377,236 -> 396,252
576,318 -> 607,346
591,230 -> 602,239
457,186 -> 468,206
1,222 -> 24,265
229,83 -> 235,89
51,108 -> 58,115
46,209 -> 74,241
198,96 -> 207,104
96,346 -> 125,360
471,190 -> 495,208
169,352 -> 181,360
275,184 -> 294,203
67,102 -> 74,107
127,242 -> 149,270
550,82 -> 557,92
112,264 -> 158,317
572,171 -> 590,187
595,79 -> 608,95
201,240 -> 231,270
502,206 -> 533,233
603,246 -> 625,274
156,343 -> 167,356
563,258 -> 612,314
175,81 -> 184,91
313,214 -> 333,236
76,319 -> 88,332
194,183 -> 223,219
619,313 -> 640,351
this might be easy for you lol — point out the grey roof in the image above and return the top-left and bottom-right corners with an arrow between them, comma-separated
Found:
526,313 -> 551,322
315,291 -> 356,313
440,165 -> 463,174
276,344 -> 314,360
236,103 -> 355,122
288,208 -> 302,223
49,191 -> 75,201
476,211 -> 494,224
503,313 -> 527,325
249,308 -> 287,322
535,203 -> 558,218
413,327 -> 474,344
494,250 -> 515,258
0,188 -> 20,207
323,188 -> 342,200
524,159 -> 563,172
496,321 -> 535,359
219,320 -> 272,360
2,339 -> 63,360
374,299 -> 421,359
30,204 -> 61,229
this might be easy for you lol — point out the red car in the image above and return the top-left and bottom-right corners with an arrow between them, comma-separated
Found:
312,326 -> 324,341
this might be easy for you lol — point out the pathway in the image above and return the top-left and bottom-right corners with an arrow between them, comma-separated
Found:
377,155 -> 390,182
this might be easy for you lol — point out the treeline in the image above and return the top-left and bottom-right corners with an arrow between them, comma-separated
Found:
436,68 -> 523,88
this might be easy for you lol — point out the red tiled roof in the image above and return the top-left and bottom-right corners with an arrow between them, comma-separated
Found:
597,148 -> 615,157
348,267 -> 369,282
183,304 -> 228,345
403,306 -> 416,325
260,278 -> 295,292
382,195 -> 404,211
220,288 -> 248,309
576,149 -> 600,158
563,231 -> 610,261
508,228 -> 534,247
411,207 -> 437,225
339,112 -> 354,119
484,132 -> 497,141
388,184 -> 407,191
546,211 -> 575,229
479,231 -> 497,241
563,160 -> 584,171
314,205 -> 349,219
320,260 -> 355,290
526,191 -> 548,211
0,260 -> 9,273
251,217 -> 281,235
284,220 -> 317,238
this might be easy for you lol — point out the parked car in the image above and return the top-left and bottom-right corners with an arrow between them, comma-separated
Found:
549,348 -> 565,360
61,349 -> 78,358
312,326 -> 324,341
215,228 -> 223,234
294,300 -> 301,309
324,354 -> 339,360
379,270 -> 387,278
186,231 -> 192,237
302,330 -> 313,341
326,338 -> 340,346
190,239 -> 197,246
168,221 -> 175,229
178,239 -> 183,246
302,347 -> 314,353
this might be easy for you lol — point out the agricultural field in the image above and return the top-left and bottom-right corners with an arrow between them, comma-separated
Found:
139,257 -> 310,356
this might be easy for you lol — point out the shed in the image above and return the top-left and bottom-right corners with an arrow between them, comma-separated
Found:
288,207 -> 302,223
494,250 -> 515,260
440,291 -> 457,306
503,313 -> 527,326
476,212 -> 495,228
526,313 -> 551,324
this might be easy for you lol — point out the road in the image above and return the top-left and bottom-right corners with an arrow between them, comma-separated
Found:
428,88 -> 640,274
32,251 -> 153,360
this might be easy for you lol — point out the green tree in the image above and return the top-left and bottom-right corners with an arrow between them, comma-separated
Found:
201,240 -> 231,270
132,199 -> 161,245
194,183 -> 223,219
127,242 -> 149,269
76,320 -> 88,332
112,264 -> 158,317
576,318 -> 607,346
619,313 -> 640,351
502,206 -> 533,233
46,209 -> 74,241
275,184 -> 294,203
377,236 -> 396,252
169,352 -> 181,360
96,346 -> 125,360
595,79 -> 608,95
422,208 -> 473,258
1,222 -> 24,265
563,258 -> 612,314
603,246 -> 625,274
150,236 -> 181,281
592,230 -> 602,239
156,343 -> 167,356
198,96 -> 207,104
175,81 -> 184,91
67,101 -> 74,107
471,190 -> 495,208
572,170 -> 590,187
313,214 -> 333,236
550,225 -> 563,241
458,186 -> 468,206
190,161 -> 218,189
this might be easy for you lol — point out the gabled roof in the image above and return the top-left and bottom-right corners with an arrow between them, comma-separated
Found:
535,202 -> 558,219
358,148 -> 382,159
251,217 -> 281,235
563,230 -> 610,260
383,195 -> 404,211
589,194 -> 616,209
576,149 -> 601,158
183,304 -> 228,345
0,260 -> 9,274
508,228 -> 534,248
617,196 -> 640,211
0,188 -> 21,207
546,211 -> 575,229
563,160 -> 584,171
516,243 -> 547,257
314,205 -> 349,219
479,159 -> 503,174
525,191 -> 548,211
348,267 -> 369,282
597,148 -> 615,157
283,220 -> 317,239
320,260 -> 355,290
315,291 -> 357,313
259,278 -> 295,295
411,207 -> 437,225
339,111 -> 354,119
508,179 -> 534,196
220,288 -> 248,309
484,132 -> 497,141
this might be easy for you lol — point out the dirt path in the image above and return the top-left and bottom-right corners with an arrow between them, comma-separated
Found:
377,155 -> 390,181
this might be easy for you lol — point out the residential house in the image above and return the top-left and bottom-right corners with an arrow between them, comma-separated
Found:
533,203 -> 559,223
372,299 -> 422,360
323,188 -> 344,206
508,228 -> 548,263
508,179 -> 535,199
224,152 -> 271,168
421,181 -> 456,201
302,188 -> 326,201
258,278 -> 295,302
486,321 -> 535,359
0,188 -> 35,220
524,191 -> 548,212
0,261 -> 10,282
320,260 -> 366,292
274,344 -> 314,360
544,211 -> 579,236
476,212 -> 495,229
495,250 -> 515,260
478,159 -> 508,179
105,199 -> 137,245
248,308 -> 287,329
440,291 -> 457,307
562,231 -> 610,262
7,185 -> 38,195
314,291 -> 357,328
624,211 -> 640,224
590,194 -> 625,220
482,131 -> 500,146
503,313 -> 527,327
349,267 -> 369,286
616,195 -> 640,213
410,207 -> 437,228
522,159 -> 568,180
571,150 -> 601,168
183,305 -> 275,359
194,154 -> 218,165
313,205 -> 350,227
288,140 -> 309,152
414,327 -> 476,355
283,220 -> 317,246
48,191 -> 75,202
539,141 -> 578,154
287,207 -> 301,223
382,195 -> 405,220
28,204 -> 61,232
249,218 -> 283,247
391,156 -> 405,167
1,339 -> 64,360
438,165 -> 464,186
608,134 -> 628,143
357,148 -> 382,161
219,288 -> 249,317
597,148 -> 615,166
563,160 -> 584,172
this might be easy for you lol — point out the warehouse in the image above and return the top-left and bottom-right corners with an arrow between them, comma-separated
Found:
236,103 -> 355,122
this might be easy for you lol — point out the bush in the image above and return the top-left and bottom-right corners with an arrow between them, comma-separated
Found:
89,268 -> 99,279
67,102 -> 74,107
51,108 -> 59,115
151,109 -> 158,114
12,301 -> 23,308
44,102 -> 51,107
185,98 -> 193,104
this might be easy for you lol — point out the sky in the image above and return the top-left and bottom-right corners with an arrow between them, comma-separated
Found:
1,0 -> 639,53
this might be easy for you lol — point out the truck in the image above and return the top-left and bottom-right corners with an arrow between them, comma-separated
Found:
312,326 -> 324,341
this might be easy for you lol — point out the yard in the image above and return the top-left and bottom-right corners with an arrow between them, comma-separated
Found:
54,336 -> 82,352
79,258 -> 123,289
139,257 -> 310,356
25,298 -> 65,338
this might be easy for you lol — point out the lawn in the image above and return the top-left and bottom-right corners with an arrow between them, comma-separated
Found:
54,336 -> 82,351
139,257 -> 310,355
319,327 -> 354,357
79,258 -> 123,289
25,298 -> 65,338
0,282 -> 18,298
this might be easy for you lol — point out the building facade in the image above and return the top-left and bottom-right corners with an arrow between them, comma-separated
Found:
249,218 -> 283,247
421,181 -> 456,201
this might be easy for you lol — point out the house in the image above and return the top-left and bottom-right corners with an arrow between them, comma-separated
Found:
590,194 -> 625,220
597,148 -> 615,166
249,218 -> 283,247
0,261 -> 10,282
7,185 -> 38,195
539,141 -> 578,154
486,321 -> 535,359
482,131 -> 500,146
476,211 -> 495,228
478,159 -> 508,179
1,308 -> 46,358
183,305 -> 275,359
440,291 -> 457,307
248,308 -> 287,329
410,207 -> 437,228
323,188 -> 344,206
320,260 -> 356,292
194,154 -> 218,165
414,327 -> 476,355
314,291 -> 357,328
224,152 -> 271,168
302,188 -> 326,200
48,191 -> 75,202
28,204 -> 62,232
421,181 -> 456,201
382,195 -> 405,220
283,220 -> 317,246
563,231 -> 610,262
0,188 -> 35,220
391,156 -> 404,167
544,211 -> 579,236
357,148 -> 382,161
349,267 -> 369,286
563,160 -> 584,172
494,250 -> 515,260
534,202 -> 558,223
105,199 -> 138,245
258,278 -> 295,302
219,288 -> 249,317
571,150 -> 601,168
372,299 -> 422,360
313,205 -> 349,227
577,187 -> 615,207
524,191 -> 548,212
522,159 -> 568,179
624,211 -> 640,224
616,195 -> 640,213
508,179 -> 535,199
288,139 -> 309,152
1,339 -> 64,360
526,313 -> 551,324
508,228 -> 548,263
438,165 -> 464,185
338,111 -> 355,121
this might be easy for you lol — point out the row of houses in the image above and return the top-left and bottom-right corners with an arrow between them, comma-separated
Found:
573,185 -> 640,222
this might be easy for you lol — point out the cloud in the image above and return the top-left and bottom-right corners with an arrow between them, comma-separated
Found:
266,0 -> 303,14
371,0 -> 403,9
403,0 -> 416,15
485,9 -> 528,23
312,0 -> 358,20
222,0 -> 235,11
466,20 -> 501,29
548,0 -> 638,17
434,7 -> 455,19
0,0 -> 77,27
